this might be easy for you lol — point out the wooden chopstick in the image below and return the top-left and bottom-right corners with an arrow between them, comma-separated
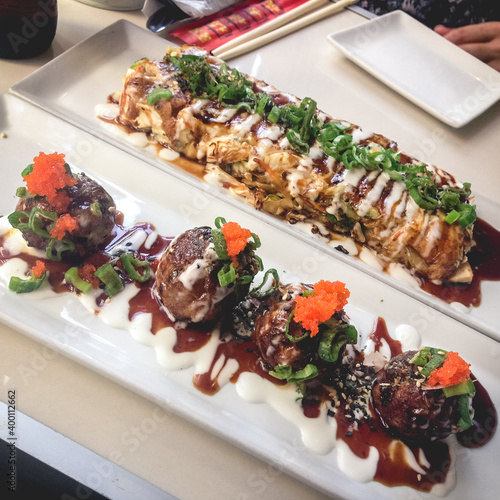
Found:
212,0 -> 328,57
214,0 -> 359,60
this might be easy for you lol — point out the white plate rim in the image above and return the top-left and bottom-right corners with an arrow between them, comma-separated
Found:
327,10 -> 500,128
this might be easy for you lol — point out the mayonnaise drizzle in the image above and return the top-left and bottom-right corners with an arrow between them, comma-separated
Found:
0,220 -> 457,496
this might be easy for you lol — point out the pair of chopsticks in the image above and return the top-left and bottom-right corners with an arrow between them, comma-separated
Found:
213,0 -> 359,60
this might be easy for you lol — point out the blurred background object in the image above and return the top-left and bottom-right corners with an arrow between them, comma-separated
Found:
0,0 -> 58,59
74,0 -> 145,11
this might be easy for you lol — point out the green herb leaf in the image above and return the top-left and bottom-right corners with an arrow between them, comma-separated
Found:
269,364 -> 319,383
318,323 -> 358,363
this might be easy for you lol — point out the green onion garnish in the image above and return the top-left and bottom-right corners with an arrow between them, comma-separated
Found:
131,57 -> 148,70
90,202 -> 102,217
249,268 -> 280,298
283,309 -> 309,343
8,211 -> 31,232
21,164 -> 33,177
46,238 -> 75,261
419,352 -> 447,379
94,263 -> 123,296
442,379 -> 476,398
64,267 -> 92,294
120,254 -> 151,282
318,323 -> 358,363
457,393 -> 474,431
217,262 -> 236,287
269,364 -> 319,383
147,88 -> 173,106
9,272 -> 46,294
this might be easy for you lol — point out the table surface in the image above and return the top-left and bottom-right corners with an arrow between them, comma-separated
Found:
1,1 -> 499,499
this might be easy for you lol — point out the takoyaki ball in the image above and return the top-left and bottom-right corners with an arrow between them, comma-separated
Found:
155,226 -> 232,324
253,283 -> 319,370
16,173 -> 116,259
371,351 -> 466,442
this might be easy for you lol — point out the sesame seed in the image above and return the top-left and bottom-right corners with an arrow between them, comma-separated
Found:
417,474 -> 422,481
1,132 -> 6,139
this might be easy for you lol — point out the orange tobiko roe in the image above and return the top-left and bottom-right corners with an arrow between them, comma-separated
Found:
49,214 -> 79,240
78,264 -> 100,289
31,260 -> 46,278
24,152 -> 77,212
427,352 -> 471,387
294,280 -> 350,337
221,222 -> 252,257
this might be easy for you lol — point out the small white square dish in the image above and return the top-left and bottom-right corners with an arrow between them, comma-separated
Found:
327,10 -> 500,128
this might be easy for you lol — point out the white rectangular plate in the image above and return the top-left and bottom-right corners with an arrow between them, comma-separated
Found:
327,11 -> 500,128
1,94 -> 500,500
8,20 -> 500,340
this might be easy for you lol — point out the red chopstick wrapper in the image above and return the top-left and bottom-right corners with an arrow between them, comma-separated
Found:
169,0 -> 311,52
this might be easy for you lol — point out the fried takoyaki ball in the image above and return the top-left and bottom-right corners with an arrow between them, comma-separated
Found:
155,226 -> 232,324
371,351 -> 466,442
16,173 -> 116,259
252,283 -> 319,370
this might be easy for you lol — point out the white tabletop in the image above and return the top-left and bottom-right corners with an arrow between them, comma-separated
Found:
1,1 -> 499,499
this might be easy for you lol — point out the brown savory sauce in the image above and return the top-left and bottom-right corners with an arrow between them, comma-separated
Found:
101,106 -> 500,309
368,316 -> 402,358
2,217 -> 496,493
422,217 -> 500,307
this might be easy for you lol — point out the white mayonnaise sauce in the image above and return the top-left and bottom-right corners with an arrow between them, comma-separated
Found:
356,172 -> 390,217
351,127 -> 374,144
177,243 -> 218,291
0,221 -> 457,495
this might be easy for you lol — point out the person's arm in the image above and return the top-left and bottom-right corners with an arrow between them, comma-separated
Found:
434,22 -> 500,71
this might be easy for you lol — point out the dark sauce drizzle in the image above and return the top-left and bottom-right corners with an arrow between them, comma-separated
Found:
102,99 -> 500,308
1,217 -> 497,492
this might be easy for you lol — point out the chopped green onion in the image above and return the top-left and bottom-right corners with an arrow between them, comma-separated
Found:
29,207 -> 58,238
444,209 -> 460,225
94,263 -> 123,296
249,268 -> 280,298
46,238 -> 75,261
64,267 -> 92,294
217,262 -> 236,287
131,57 -> 148,69
286,130 -> 310,155
15,187 -> 31,198
457,394 -> 474,431
318,324 -> 358,363
211,228 -> 229,260
8,211 -> 31,232
9,270 -> 46,293
411,346 -> 434,366
214,216 -> 227,229
21,164 -> 33,177
147,88 -> 173,106
442,379 -> 476,398
120,254 -> 151,282
269,364 -> 319,383
268,106 -> 281,123
457,203 -> 476,228
420,352 -> 447,378
90,202 -> 102,217
284,309 -> 309,343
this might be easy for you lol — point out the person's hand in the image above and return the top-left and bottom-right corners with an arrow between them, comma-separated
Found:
434,22 -> 500,71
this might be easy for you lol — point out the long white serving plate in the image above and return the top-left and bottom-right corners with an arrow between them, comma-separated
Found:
327,11 -> 500,128
1,93 -> 500,500
8,20 -> 500,341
